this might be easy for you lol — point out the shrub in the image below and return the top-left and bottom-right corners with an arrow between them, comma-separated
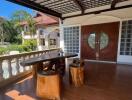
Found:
0,40 -> 37,55
23,39 -> 37,51
0,47 -> 7,55
18,45 -> 31,52
7,44 -> 31,53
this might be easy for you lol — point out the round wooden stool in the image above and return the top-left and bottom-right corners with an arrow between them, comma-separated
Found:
69,59 -> 84,87
36,70 -> 60,100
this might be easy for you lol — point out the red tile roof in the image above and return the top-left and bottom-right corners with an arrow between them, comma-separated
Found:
20,12 -> 59,26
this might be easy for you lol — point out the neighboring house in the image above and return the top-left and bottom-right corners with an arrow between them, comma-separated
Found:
20,12 -> 60,50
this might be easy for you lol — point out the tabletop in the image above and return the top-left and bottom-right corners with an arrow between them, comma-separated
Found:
20,52 -> 78,66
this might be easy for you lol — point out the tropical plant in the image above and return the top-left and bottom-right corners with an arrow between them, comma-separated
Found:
0,16 -> 23,44
26,16 -> 36,37
11,10 -> 36,38
2,21 -> 17,42
11,10 -> 31,33
23,39 -> 37,51
0,47 -> 7,55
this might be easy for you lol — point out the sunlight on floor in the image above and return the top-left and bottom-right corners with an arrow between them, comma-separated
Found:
5,90 -> 35,100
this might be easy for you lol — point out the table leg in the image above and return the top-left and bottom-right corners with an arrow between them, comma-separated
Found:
50,58 -> 66,76
32,63 -> 43,84
59,58 -> 65,76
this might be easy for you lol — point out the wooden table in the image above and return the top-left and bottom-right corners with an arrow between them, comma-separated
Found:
20,52 -> 78,81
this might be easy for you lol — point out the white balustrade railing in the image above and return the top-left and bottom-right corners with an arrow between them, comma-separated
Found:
0,48 -> 60,81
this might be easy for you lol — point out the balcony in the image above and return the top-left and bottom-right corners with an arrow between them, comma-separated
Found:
0,49 -> 132,100
0,48 -> 60,87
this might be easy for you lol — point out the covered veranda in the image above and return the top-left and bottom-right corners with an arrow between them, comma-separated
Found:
0,0 -> 132,100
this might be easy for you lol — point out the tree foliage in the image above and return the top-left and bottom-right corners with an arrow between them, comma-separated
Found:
26,16 -> 36,36
0,10 -> 36,45
11,10 -> 32,33
0,17 -> 10,44
11,10 -> 36,37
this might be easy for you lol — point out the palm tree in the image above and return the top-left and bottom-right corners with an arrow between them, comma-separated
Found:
11,10 -> 36,37
11,10 -> 32,33
26,15 -> 36,37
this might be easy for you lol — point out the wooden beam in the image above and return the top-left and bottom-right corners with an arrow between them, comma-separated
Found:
111,0 -> 120,9
6,0 -> 62,18
63,4 -> 132,19
72,0 -> 84,13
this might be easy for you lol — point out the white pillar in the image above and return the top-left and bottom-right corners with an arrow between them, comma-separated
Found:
36,30 -> 41,50
59,19 -> 64,51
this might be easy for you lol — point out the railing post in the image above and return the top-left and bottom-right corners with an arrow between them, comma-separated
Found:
0,60 -> 3,79
8,59 -> 12,77
22,56 -> 26,71
26,55 -> 31,70
16,57 -> 20,74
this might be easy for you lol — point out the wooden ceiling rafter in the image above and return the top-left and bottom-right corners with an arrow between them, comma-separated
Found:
71,0 -> 85,14
40,0 -> 67,6
63,4 -> 132,19
7,0 -> 62,18
111,0 -> 120,9
6,0 -> 131,19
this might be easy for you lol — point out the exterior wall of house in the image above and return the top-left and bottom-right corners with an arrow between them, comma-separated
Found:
60,7 -> 132,64
22,24 -> 60,50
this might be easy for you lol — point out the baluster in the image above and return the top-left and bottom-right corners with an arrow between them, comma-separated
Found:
33,54 -> 35,57
36,54 -> 38,57
8,59 -> 12,77
26,55 -> 30,70
22,56 -> 26,71
29,55 -> 32,58
0,60 -> 3,80
26,55 -> 30,59
16,57 -> 20,74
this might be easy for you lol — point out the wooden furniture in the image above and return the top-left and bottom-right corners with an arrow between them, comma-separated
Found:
36,71 -> 60,100
20,52 -> 78,81
69,59 -> 84,87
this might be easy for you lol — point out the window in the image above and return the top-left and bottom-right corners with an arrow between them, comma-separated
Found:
40,39 -> 45,46
39,29 -> 44,35
88,32 -> 96,49
63,26 -> 79,53
100,32 -> 109,49
50,39 -> 56,45
120,20 -> 132,55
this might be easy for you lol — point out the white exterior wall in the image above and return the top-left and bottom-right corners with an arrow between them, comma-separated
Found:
22,24 -> 60,50
60,7 -> 132,64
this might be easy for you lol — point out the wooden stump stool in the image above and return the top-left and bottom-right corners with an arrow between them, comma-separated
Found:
69,66 -> 84,87
69,59 -> 84,87
36,71 -> 60,100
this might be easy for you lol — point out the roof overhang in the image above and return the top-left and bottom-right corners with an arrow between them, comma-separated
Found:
6,0 -> 132,19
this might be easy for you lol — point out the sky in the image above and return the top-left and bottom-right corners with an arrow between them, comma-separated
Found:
0,0 -> 35,20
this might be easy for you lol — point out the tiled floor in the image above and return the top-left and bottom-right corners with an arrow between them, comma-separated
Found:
0,61 -> 132,100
